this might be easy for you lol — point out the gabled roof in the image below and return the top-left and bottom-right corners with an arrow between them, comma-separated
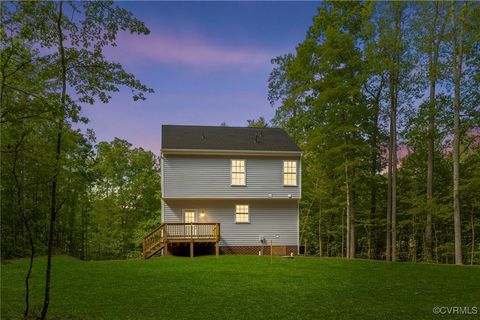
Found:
162,125 -> 301,153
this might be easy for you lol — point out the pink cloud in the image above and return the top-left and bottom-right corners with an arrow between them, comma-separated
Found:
108,32 -> 274,68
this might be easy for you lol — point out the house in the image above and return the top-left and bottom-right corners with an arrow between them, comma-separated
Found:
143,125 -> 302,258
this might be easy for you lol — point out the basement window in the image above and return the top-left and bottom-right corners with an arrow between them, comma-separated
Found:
283,160 -> 297,186
235,204 -> 249,223
231,160 -> 246,186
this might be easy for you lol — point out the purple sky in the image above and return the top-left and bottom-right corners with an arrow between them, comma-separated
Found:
80,2 -> 319,154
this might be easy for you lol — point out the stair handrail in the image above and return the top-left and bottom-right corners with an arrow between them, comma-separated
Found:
143,224 -> 166,258
144,223 -> 165,240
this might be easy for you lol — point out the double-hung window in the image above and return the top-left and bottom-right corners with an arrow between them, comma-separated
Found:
283,160 -> 297,186
235,204 -> 249,223
231,160 -> 246,186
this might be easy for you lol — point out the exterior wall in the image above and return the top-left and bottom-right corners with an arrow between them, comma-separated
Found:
162,155 -> 301,199
163,199 -> 299,248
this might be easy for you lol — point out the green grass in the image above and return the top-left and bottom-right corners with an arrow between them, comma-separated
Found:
2,255 -> 479,319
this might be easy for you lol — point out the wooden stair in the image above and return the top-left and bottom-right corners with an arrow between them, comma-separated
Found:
143,224 -> 166,259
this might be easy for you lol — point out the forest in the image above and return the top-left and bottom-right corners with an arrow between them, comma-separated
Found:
1,0 -> 479,276
266,1 -> 479,265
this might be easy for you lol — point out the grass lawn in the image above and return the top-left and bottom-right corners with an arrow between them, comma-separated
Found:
1,255 -> 479,319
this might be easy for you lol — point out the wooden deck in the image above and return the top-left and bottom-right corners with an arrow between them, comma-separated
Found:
143,223 -> 220,259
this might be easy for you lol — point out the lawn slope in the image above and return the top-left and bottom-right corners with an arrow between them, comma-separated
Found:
2,256 -> 479,319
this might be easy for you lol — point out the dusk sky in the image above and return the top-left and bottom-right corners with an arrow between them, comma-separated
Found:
79,1 -> 320,155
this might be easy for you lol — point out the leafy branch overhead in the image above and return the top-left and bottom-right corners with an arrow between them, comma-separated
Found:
1,1 -> 155,319
3,1 -> 153,112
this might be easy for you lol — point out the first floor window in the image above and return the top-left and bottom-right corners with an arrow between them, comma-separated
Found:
283,160 -> 297,186
235,204 -> 249,223
231,160 -> 246,185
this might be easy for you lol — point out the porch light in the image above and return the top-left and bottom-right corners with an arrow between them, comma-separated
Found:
200,210 -> 206,217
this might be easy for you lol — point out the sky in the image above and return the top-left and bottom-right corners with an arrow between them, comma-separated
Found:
79,1 -> 320,155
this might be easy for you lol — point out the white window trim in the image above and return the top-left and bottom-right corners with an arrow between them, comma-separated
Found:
283,160 -> 298,186
231,159 -> 246,186
235,204 -> 250,224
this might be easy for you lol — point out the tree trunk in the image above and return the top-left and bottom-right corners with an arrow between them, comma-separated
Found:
390,3 -> 403,262
369,88 -> 381,259
346,204 -> 350,259
471,207 -> 475,265
385,3 -> 406,263
12,122 -> 34,318
386,156 -> 392,261
386,73 -> 394,262
23,217 -> 34,319
341,208 -> 345,258
350,198 -> 355,259
81,203 -> 87,260
40,2 -> 66,318
391,87 -> 397,262
412,215 -> 417,262
452,1 -> 463,266
21,126 -> 34,320
344,139 -> 352,259
318,205 -> 322,257
425,2 -> 444,263
386,68 -> 395,262
425,62 -> 435,262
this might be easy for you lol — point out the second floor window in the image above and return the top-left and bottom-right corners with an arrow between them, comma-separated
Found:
283,160 -> 297,186
231,160 -> 246,185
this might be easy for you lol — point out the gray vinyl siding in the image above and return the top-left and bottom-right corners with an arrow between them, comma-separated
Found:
163,156 -> 301,199
163,199 -> 298,247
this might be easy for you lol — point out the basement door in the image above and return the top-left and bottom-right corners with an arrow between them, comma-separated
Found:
183,209 -> 198,237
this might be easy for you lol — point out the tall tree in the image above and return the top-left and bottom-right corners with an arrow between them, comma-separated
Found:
416,2 -> 448,262
363,6 -> 388,260
450,1 -> 469,266
377,2 -> 410,261
7,2 -> 153,318
269,2 -> 374,259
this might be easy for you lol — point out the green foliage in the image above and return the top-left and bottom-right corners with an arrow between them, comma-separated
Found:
246,117 -> 269,128
0,1 -> 159,262
268,1 -> 479,263
269,1 -> 382,258
88,139 -> 161,259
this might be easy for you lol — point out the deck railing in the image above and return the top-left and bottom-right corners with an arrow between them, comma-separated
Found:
143,223 -> 220,258
166,223 -> 219,241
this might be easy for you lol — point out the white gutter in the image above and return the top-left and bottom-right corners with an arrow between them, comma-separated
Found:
161,148 -> 302,157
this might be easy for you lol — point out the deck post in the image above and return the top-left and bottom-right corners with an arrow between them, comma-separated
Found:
190,222 -> 194,258
143,237 -> 146,259
215,241 -> 219,257
270,240 -> 273,264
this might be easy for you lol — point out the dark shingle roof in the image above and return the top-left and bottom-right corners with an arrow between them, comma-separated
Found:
162,125 -> 301,152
